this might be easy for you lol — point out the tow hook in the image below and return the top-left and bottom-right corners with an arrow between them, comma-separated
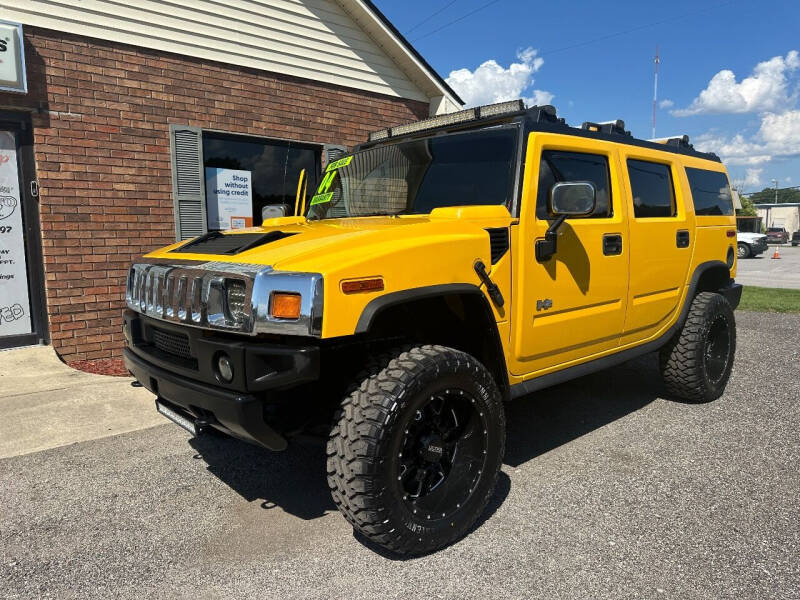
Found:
474,260 -> 504,307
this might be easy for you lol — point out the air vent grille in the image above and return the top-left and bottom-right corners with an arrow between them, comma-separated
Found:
151,327 -> 192,360
486,228 -> 509,263
172,231 -> 296,255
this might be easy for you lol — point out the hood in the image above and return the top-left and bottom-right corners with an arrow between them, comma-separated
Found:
144,206 -> 514,275
737,232 -> 766,242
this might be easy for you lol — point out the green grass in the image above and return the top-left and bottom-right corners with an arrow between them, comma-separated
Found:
738,286 -> 800,313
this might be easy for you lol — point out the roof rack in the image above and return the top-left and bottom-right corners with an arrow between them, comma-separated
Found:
581,120 -> 631,137
363,101 -> 719,162
648,135 -> 693,149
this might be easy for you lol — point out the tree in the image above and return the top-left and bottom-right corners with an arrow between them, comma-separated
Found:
736,193 -> 758,216
749,186 -> 800,204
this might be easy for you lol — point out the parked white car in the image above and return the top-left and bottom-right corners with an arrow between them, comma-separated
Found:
737,232 -> 769,258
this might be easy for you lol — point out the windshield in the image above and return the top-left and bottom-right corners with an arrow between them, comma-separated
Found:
306,126 -> 519,220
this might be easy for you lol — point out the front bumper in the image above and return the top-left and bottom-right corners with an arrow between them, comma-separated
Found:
123,310 -> 320,450
752,239 -> 769,255
125,349 -> 288,450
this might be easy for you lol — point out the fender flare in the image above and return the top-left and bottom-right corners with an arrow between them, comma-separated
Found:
354,283 -> 485,334
354,283 -> 510,399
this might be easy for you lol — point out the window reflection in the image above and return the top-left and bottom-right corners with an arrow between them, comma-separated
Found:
202,133 -> 320,228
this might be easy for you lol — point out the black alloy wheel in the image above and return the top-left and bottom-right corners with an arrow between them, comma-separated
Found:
327,345 -> 505,555
703,313 -> 732,385
659,292 -> 737,402
396,389 -> 488,521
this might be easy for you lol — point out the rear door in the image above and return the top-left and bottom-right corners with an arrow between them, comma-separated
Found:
510,134 -> 629,376
619,150 -> 694,344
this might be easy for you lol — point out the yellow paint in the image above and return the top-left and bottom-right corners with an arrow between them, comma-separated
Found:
144,130 -> 735,385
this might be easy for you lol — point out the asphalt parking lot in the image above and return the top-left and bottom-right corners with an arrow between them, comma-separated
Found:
736,245 -> 800,289
2,311 -> 799,600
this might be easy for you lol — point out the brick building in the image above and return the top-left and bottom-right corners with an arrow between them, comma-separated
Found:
0,2 -> 462,362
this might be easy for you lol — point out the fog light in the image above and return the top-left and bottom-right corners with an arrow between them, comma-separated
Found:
216,353 -> 234,382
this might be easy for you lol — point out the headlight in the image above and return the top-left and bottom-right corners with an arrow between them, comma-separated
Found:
226,280 -> 247,324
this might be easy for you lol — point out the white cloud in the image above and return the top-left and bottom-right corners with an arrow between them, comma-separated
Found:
445,47 -> 554,108
659,99 -> 674,109
673,51 -> 800,116
785,176 -> 793,183
694,109 -> 800,165
744,168 -> 763,187
527,89 -> 555,106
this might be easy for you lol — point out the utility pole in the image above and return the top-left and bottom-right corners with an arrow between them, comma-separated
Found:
652,45 -> 659,139
772,178 -> 779,203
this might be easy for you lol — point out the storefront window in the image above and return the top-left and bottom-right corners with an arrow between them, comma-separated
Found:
202,133 -> 320,229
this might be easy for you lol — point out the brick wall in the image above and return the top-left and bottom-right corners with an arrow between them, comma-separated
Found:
1,26 -> 429,362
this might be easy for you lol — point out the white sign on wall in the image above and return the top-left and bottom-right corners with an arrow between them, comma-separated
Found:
204,168 -> 253,230
0,21 -> 27,94
0,130 -> 33,337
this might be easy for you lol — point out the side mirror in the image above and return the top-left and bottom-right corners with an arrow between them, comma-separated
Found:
262,204 -> 291,220
536,181 -> 597,262
550,181 -> 596,216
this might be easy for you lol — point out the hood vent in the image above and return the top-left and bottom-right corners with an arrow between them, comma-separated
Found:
171,231 -> 297,255
486,228 -> 509,263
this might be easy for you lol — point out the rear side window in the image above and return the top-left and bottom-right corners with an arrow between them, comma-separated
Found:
627,159 -> 675,218
536,150 -> 612,219
686,168 -> 734,216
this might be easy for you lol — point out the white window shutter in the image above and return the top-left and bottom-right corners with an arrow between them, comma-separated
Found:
169,125 -> 208,240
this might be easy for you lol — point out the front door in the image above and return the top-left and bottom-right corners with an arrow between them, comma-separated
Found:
511,134 -> 629,377
0,113 -> 47,349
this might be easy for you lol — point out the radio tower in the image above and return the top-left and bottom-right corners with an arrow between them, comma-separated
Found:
652,45 -> 660,139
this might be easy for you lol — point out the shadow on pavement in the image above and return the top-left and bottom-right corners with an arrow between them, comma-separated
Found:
189,433 -> 335,520
188,354 -> 662,527
504,354 -> 661,467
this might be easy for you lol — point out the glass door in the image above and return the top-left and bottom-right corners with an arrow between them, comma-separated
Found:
0,113 -> 47,349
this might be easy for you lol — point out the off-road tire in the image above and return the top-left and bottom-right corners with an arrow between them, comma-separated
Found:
737,243 -> 751,259
326,345 -> 505,555
659,292 -> 736,402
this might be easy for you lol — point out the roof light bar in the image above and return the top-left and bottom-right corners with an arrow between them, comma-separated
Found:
477,99 -> 525,118
368,128 -> 390,142
391,108 -> 476,137
366,99 -> 526,142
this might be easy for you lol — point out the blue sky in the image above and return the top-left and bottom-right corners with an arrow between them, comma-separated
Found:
376,0 -> 800,193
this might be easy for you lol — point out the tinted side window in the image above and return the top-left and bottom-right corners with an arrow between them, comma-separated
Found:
627,159 -> 675,218
536,151 -> 612,219
686,168 -> 734,216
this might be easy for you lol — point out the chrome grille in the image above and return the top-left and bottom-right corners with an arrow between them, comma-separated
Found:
126,262 -> 262,333
125,261 -> 324,337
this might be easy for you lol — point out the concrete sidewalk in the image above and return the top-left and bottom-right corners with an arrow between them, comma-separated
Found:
0,346 -> 163,459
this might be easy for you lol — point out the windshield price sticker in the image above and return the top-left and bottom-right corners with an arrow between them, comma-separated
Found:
325,156 -> 352,172
310,192 -> 333,206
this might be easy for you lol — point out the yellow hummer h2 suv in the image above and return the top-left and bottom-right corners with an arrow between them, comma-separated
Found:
124,100 -> 741,555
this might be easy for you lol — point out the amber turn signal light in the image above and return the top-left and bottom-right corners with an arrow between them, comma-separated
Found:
271,292 -> 302,319
341,277 -> 384,294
